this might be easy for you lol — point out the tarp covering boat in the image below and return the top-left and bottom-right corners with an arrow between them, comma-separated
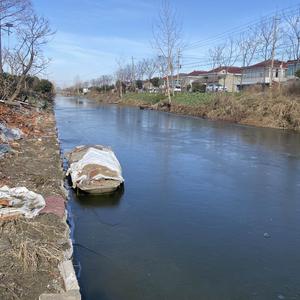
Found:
66,145 -> 124,194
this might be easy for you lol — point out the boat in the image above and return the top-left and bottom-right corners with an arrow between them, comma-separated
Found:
66,145 -> 124,194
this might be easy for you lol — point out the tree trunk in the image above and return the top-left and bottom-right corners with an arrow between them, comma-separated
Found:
166,75 -> 171,104
9,75 -> 25,102
8,49 -> 34,102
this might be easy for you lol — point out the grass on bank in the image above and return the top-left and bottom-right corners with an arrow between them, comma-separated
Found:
121,89 -> 300,130
123,92 -> 166,105
123,92 -> 216,106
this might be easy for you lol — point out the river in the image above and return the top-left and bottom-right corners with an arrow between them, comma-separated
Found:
54,96 -> 300,300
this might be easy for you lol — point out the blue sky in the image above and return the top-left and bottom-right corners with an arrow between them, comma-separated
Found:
33,0 -> 300,86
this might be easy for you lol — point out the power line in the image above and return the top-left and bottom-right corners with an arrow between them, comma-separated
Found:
184,4 -> 300,51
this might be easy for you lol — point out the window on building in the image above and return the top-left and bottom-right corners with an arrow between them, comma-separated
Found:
275,69 -> 279,78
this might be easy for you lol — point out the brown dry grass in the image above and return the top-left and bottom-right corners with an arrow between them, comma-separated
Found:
0,215 -> 68,299
170,90 -> 300,130
0,216 -> 67,271
88,87 -> 300,130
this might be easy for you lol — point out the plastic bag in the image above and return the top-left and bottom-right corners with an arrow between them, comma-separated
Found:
0,186 -> 45,219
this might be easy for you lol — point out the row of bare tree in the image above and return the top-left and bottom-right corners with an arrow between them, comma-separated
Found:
70,1 -> 179,103
70,2 -> 300,103
75,57 -> 163,99
0,0 -> 53,102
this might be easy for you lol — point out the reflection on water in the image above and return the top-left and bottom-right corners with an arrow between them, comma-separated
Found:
55,96 -> 300,300
75,185 -> 125,208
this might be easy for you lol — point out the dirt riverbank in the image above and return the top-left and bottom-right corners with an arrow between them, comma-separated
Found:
87,90 -> 300,131
0,103 -> 75,300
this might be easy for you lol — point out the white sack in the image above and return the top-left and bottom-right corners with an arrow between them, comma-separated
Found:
0,186 -> 45,218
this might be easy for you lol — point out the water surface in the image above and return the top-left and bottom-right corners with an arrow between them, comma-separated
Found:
55,96 -> 300,300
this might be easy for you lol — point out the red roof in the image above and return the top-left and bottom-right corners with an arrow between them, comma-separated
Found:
287,59 -> 300,65
188,70 -> 208,76
208,66 -> 242,74
245,60 -> 287,69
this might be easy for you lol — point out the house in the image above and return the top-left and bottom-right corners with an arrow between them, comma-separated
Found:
157,67 -> 242,92
160,73 -> 189,91
184,70 -> 208,89
241,60 -> 287,87
204,66 -> 242,92
82,87 -> 89,94
286,60 -> 300,79
170,73 -> 189,88
184,67 -> 242,92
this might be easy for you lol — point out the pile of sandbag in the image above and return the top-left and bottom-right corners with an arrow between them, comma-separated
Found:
0,186 -> 45,219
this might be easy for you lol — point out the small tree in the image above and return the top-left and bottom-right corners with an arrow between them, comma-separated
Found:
152,0 -> 181,104
35,79 -> 53,93
192,82 -> 206,93
238,26 -> 260,86
0,0 -> 32,74
136,79 -> 143,89
295,69 -> 300,78
150,77 -> 160,87
3,14 -> 54,101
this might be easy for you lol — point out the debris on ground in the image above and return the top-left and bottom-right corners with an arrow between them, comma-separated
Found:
0,102 -> 71,300
0,186 -> 45,219
0,122 -> 23,142
0,103 -> 44,137
0,144 -> 12,159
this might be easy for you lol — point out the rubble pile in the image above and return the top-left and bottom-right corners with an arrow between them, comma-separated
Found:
0,104 -> 48,162
0,104 -> 43,138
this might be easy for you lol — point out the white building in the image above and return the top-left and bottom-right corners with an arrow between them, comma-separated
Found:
242,60 -> 287,87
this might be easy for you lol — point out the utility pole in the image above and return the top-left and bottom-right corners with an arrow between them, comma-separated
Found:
176,48 -> 181,89
0,22 -> 14,75
270,16 -> 280,88
131,56 -> 136,91
0,22 -> 2,75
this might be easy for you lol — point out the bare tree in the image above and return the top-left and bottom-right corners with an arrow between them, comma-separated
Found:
238,26 -> 261,86
258,17 -> 281,87
209,44 -> 225,69
152,0 -> 181,104
115,59 -> 130,99
6,14 -> 53,101
156,55 -> 168,90
208,44 -> 225,88
99,74 -> 113,92
0,0 -> 32,74
73,75 -> 82,94
143,58 -> 157,81
135,60 -> 146,81
221,38 -> 240,89
284,12 -> 300,73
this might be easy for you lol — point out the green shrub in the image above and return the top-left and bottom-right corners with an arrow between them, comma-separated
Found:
150,77 -> 161,88
192,82 -> 206,93
34,79 -> 54,94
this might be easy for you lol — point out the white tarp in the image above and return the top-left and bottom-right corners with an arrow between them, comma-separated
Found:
66,147 -> 124,188
0,186 -> 45,218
